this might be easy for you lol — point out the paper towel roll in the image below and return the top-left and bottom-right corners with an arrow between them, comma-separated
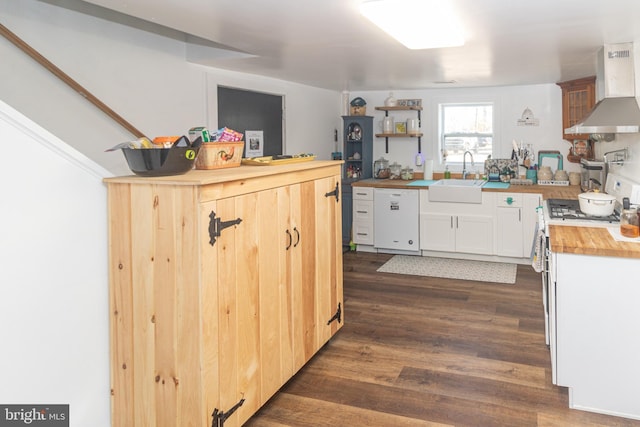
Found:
382,117 -> 394,133
423,159 -> 433,180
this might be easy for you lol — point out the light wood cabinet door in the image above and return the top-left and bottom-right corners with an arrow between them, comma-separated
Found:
208,186 -> 298,426
202,175 -> 343,426
293,177 -> 343,371
312,176 -> 344,348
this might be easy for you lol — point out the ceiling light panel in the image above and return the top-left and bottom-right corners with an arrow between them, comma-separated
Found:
360,0 -> 464,50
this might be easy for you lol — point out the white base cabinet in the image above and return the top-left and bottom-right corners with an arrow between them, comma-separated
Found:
352,187 -> 374,245
419,190 -> 495,255
420,212 -> 455,252
353,187 -> 541,261
495,193 -> 541,258
553,252 -> 640,420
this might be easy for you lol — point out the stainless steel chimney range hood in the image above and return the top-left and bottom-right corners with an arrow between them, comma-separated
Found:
565,42 -> 640,135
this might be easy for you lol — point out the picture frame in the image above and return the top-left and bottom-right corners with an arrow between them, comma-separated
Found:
572,139 -> 589,156
395,122 -> 406,134
245,130 -> 264,158
397,98 -> 422,107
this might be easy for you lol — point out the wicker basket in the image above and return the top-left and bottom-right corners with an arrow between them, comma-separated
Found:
195,142 -> 244,170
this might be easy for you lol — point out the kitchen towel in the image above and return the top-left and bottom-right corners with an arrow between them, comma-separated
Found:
531,228 -> 545,273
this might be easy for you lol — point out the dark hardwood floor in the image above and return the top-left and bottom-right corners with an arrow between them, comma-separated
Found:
246,252 -> 640,427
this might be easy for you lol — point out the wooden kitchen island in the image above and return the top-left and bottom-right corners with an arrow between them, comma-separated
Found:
104,161 -> 344,427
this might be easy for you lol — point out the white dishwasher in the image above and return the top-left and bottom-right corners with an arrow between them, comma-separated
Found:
374,188 -> 420,253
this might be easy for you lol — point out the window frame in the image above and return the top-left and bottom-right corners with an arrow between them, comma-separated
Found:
438,101 -> 495,169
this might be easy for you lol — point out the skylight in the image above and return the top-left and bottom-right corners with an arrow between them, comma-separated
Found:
360,0 -> 465,50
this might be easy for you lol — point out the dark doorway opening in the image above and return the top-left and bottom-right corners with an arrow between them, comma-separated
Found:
217,86 -> 284,157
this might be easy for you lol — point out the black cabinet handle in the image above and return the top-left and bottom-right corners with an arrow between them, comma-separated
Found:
285,229 -> 292,250
293,227 -> 300,247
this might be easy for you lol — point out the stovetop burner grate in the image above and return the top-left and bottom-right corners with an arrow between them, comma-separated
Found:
546,198 -> 620,223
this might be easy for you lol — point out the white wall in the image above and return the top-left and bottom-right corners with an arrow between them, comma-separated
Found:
350,85 -> 578,175
349,85 -> 640,182
0,100 -> 112,427
0,0 -> 342,177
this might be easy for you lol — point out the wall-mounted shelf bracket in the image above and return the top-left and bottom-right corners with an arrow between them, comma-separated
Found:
375,107 -> 423,154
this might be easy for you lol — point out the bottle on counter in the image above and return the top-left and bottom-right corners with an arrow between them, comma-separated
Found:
444,165 -> 451,179
620,197 -> 639,238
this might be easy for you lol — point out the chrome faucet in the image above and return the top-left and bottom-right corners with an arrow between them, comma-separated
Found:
462,150 -> 475,180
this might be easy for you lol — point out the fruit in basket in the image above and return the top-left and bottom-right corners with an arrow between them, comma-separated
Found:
138,137 -> 153,148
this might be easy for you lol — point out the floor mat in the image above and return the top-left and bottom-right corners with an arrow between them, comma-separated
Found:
376,255 -> 517,284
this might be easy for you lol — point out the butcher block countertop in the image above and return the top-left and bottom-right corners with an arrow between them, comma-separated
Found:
549,225 -> 640,259
352,178 -> 583,199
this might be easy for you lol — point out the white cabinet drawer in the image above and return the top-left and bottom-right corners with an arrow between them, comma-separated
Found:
353,187 -> 374,200
353,222 -> 374,245
353,200 -> 373,221
496,193 -> 523,207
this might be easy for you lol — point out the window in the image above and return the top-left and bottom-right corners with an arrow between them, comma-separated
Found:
440,103 -> 493,166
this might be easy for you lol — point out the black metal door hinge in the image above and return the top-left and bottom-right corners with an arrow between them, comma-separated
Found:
324,183 -> 340,203
211,398 -> 245,427
327,302 -> 342,325
208,211 -> 242,246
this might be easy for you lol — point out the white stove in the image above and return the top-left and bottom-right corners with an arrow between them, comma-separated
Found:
542,173 -> 640,229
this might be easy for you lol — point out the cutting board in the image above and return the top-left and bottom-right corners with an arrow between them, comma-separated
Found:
241,154 -> 315,166
483,182 -> 510,189
407,180 -> 437,187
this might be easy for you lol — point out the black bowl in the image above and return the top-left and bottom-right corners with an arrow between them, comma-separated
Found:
121,136 -> 202,177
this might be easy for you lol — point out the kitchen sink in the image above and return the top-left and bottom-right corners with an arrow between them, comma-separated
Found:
432,179 -> 486,187
428,179 -> 486,203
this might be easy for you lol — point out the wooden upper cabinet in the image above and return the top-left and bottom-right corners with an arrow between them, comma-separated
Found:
557,76 -> 596,142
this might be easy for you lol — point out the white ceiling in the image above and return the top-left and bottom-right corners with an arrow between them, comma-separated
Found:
73,0 -> 640,91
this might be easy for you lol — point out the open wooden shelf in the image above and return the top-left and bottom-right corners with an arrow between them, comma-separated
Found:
375,132 -> 423,138
375,106 -> 423,111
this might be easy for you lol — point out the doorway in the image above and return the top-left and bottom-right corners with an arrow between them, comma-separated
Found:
217,86 -> 284,157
